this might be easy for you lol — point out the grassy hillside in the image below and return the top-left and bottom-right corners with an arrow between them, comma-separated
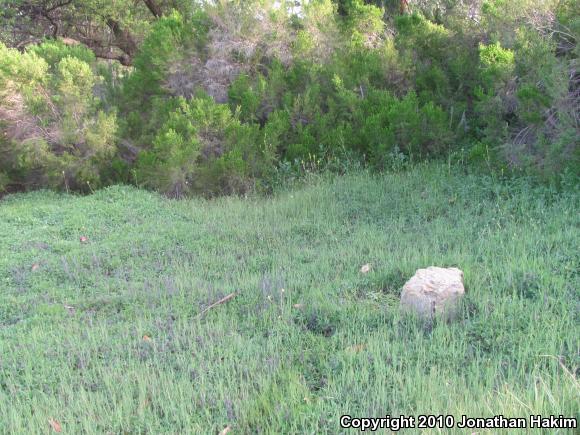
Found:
0,164 -> 578,433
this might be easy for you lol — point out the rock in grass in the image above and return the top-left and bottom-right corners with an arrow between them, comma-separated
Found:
400,267 -> 465,321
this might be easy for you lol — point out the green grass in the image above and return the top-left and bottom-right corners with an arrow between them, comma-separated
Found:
0,164 -> 578,434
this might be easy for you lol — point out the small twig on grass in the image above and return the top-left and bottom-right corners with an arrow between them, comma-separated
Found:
196,292 -> 237,319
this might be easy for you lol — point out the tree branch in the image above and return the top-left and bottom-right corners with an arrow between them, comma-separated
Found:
106,18 -> 138,60
45,0 -> 73,13
142,0 -> 162,18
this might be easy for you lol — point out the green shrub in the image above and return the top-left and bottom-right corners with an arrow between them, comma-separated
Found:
473,42 -> 516,147
136,94 -> 275,197
478,42 -> 515,91
0,42 -> 117,193
28,40 -> 96,70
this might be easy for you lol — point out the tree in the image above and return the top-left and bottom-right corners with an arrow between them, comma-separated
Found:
0,0 -> 168,65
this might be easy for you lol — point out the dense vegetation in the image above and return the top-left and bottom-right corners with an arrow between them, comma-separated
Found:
0,0 -> 578,197
1,166 -> 578,432
0,0 -> 580,196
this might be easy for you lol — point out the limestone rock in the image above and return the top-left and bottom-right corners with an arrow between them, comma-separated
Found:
400,267 -> 465,320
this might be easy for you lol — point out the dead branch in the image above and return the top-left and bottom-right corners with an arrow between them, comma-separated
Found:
196,292 -> 237,318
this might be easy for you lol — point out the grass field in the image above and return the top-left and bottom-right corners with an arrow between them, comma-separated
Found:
0,164 -> 578,433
